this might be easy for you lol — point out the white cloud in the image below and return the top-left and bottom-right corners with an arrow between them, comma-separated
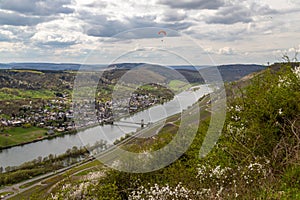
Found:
0,29 -> 16,41
204,46 -> 237,55
0,41 -> 27,53
0,0 -> 299,64
218,47 -> 236,55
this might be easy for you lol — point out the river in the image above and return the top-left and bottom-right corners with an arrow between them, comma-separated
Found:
0,85 -> 211,169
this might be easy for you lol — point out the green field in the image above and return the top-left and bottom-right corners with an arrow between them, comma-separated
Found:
10,70 -> 44,74
0,127 -> 47,148
0,88 -> 55,100
168,80 -> 190,92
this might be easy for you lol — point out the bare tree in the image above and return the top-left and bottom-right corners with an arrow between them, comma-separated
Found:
282,47 -> 299,63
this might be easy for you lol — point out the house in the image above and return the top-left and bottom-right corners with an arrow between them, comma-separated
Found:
47,129 -> 55,135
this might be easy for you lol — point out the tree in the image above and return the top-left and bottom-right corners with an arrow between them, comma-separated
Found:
5,166 -> 11,172
0,123 -> 4,133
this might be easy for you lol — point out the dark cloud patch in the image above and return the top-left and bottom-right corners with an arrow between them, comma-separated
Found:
249,3 -> 278,15
0,11 -> 46,26
35,40 -> 78,48
165,21 -> 193,32
158,0 -> 225,10
87,24 -> 125,38
80,12 -> 192,38
85,1 -> 108,8
111,27 -> 182,41
205,3 -> 278,25
82,13 -> 128,37
205,5 -> 253,24
123,15 -> 192,33
184,27 -> 248,42
161,10 -> 187,22
0,0 -> 74,16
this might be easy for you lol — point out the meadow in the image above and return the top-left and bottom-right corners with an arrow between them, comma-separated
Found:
0,127 -> 47,148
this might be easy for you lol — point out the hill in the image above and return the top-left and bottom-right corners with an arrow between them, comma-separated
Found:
40,63 -> 299,199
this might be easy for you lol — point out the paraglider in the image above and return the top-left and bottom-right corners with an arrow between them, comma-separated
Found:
158,30 -> 167,36
158,30 -> 167,42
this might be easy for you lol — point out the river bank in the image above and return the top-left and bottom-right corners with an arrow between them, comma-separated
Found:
0,124 -> 94,151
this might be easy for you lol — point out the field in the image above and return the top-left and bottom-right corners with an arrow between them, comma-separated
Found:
0,88 -> 55,100
0,127 -> 47,148
10,70 -> 44,74
168,80 -> 190,92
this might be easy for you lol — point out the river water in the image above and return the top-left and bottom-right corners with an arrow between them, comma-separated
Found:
0,85 -> 211,169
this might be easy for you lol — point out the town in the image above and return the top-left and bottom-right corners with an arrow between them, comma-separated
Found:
0,85 -> 173,137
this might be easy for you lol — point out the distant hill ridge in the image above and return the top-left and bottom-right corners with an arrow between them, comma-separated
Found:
0,62 -> 265,70
0,63 -> 106,71
0,62 -> 266,82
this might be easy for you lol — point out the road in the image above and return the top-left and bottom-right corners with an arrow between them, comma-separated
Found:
0,158 -> 94,200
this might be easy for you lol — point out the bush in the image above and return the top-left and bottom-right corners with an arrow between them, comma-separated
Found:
22,123 -> 32,128
223,65 -> 300,168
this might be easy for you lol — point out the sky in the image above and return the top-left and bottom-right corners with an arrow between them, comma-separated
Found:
0,0 -> 299,65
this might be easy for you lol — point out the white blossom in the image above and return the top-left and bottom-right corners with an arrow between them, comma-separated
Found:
129,183 -> 194,200
278,75 -> 291,87
292,65 -> 300,79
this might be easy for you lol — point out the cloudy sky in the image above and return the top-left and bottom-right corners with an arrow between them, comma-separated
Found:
0,0 -> 299,65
